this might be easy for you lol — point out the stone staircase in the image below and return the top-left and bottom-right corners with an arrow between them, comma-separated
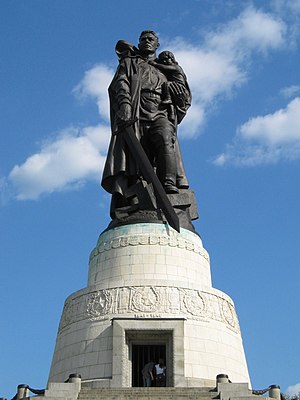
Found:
15,375 -> 281,400
78,387 -> 217,400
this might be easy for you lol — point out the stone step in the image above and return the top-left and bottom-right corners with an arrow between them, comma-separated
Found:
78,387 -> 217,400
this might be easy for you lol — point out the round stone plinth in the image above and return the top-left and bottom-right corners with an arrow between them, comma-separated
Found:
88,223 -> 211,291
48,223 -> 250,387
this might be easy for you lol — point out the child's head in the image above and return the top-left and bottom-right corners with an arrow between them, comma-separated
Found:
158,51 -> 177,65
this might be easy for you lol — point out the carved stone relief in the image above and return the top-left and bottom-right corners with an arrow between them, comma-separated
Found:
58,286 -> 240,334
183,291 -> 206,316
90,233 -> 209,263
86,289 -> 113,319
131,287 -> 160,313
220,298 -> 238,329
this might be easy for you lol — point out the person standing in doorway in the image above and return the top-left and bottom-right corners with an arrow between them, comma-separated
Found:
142,360 -> 154,387
155,358 -> 166,387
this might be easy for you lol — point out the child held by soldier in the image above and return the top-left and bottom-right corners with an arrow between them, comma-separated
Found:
150,50 -> 187,104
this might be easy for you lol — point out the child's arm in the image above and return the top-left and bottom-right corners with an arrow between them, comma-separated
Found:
148,59 -> 162,68
149,60 -> 178,72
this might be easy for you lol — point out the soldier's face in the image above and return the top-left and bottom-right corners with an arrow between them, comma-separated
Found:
138,33 -> 159,54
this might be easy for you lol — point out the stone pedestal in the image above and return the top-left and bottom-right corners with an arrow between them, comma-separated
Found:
48,223 -> 250,387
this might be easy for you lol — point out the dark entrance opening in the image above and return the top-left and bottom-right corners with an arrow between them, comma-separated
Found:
132,344 -> 166,387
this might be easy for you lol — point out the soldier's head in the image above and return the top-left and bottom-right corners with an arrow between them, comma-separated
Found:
138,30 -> 160,56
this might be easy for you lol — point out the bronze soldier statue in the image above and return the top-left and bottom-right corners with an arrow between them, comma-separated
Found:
101,30 -> 197,231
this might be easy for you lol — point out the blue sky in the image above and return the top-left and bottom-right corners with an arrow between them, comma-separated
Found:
1,0 -> 300,398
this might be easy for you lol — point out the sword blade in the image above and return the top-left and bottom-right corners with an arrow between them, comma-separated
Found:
123,124 -> 180,232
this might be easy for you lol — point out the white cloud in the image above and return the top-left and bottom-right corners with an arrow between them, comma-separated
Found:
178,103 -> 205,138
213,98 -> 300,166
177,48 -> 245,103
206,7 -> 285,54
72,64 -> 114,121
286,383 -> 300,397
166,7 -> 286,137
7,65 -> 114,201
9,124 -> 110,200
7,64 -> 114,201
239,98 -> 300,144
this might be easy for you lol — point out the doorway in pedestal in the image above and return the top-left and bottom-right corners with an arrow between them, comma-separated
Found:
132,344 -> 166,387
114,320 -> 184,387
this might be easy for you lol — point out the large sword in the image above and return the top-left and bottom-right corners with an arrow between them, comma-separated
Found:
119,119 -> 180,232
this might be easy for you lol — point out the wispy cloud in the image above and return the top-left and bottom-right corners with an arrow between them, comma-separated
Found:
280,85 -> 300,99
272,0 -> 300,14
213,97 -> 300,166
0,177 -> 12,206
286,382 -> 300,397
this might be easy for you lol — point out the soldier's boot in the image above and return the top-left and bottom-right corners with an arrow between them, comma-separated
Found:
162,153 -> 179,194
